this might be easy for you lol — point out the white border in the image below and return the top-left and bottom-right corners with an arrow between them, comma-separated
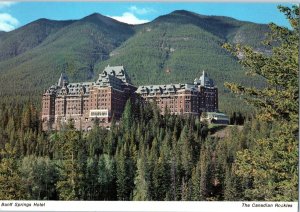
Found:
1,0 -> 299,2
0,1 -> 298,212
0,201 -> 298,212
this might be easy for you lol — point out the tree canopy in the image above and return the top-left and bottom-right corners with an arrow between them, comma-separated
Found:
223,5 -> 299,201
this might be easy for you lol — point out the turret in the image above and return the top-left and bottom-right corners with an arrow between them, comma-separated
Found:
194,70 -> 214,87
58,72 -> 69,87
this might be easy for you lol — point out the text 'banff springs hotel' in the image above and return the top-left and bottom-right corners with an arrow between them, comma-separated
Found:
42,65 -> 218,130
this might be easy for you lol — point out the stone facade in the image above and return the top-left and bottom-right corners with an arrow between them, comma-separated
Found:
42,65 -> 136,131
42,67 -> 218,131
136,71 -> 218,115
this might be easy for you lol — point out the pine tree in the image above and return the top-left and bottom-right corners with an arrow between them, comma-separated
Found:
223,6 -> 299,201
199,144 -> 213,200
0,143 -> 26,199
133,151 -> 149,200
191,160 -> 202,200
56,127 -> 85,200
122,100 -> 133,131
223,166 -> 238,201
179,126 -> 193,178
98,154 -> 116,200
85,156 -> 100,200
181,177 -> 190,200
19,156 -> 58,200
115,142 -> 134,200
223,6 -> 299,125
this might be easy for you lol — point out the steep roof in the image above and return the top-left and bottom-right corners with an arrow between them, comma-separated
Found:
136,83 -> 198,95
57,82 -> 93,96
96,73 -> 123,90
57,72 -> 69,87
194,71 -> 214,87
45,65 -> 133,96
102,65 -> 131,84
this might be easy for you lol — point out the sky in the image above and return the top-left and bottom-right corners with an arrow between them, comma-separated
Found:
0,1 -> 294,32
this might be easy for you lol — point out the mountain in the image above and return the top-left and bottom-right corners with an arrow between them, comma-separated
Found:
0,10 -> 269,112
0,19 -> 74,61
0,13 -> 134,96
94,10 -> 269,109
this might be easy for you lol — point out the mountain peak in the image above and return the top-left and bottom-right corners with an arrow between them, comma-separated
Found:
152,9 -> 205,25
35,18 -> 51,22
80,12 -> 130,27
83,12 -> 104,19
80,12 -> 110,23
171,10 -> 197,16
169,10 -> 207,18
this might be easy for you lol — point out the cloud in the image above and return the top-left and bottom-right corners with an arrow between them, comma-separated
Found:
0,13 -> 19,31
129,6 -> 155,15
110,12 -> 149,25
109,5 -> 154,25
0,2 -> 16,9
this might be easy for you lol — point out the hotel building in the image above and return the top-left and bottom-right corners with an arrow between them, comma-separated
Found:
42,66 -> 218,130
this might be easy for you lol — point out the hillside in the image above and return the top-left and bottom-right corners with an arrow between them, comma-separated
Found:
0,13 -> 134,96
94,10 -> 269,112
0,10 -> 270,112
0,19 -> 74,61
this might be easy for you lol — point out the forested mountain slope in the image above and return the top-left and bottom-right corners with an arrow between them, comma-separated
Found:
0,19 -> 74,61
96,11 -> 269,87
0,13 -> 134,96
0,10 -> 269,112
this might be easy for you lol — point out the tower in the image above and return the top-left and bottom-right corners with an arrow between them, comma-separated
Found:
57,72 -> 69,87
194,71 -> 218,112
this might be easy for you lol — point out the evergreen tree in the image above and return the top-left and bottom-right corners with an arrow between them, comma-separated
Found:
179,126 -> 193,178
133,151 -> 149,200
0,143 -> 26,199
181,177 -> 190,200
56,127 -> 85,200
19,156 -> 58,200
85,156 -> 100,200
191,160 -> 202,200
223,5 -> 299,201
199,144 -> 213,200
121,100 -> 133,131
223,166 -> 238,201
115,142 -> 134,200
98,154 -> 116,200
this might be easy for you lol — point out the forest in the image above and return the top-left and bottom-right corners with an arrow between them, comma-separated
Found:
0,6 -> 298,201
0,98 -> 293,201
